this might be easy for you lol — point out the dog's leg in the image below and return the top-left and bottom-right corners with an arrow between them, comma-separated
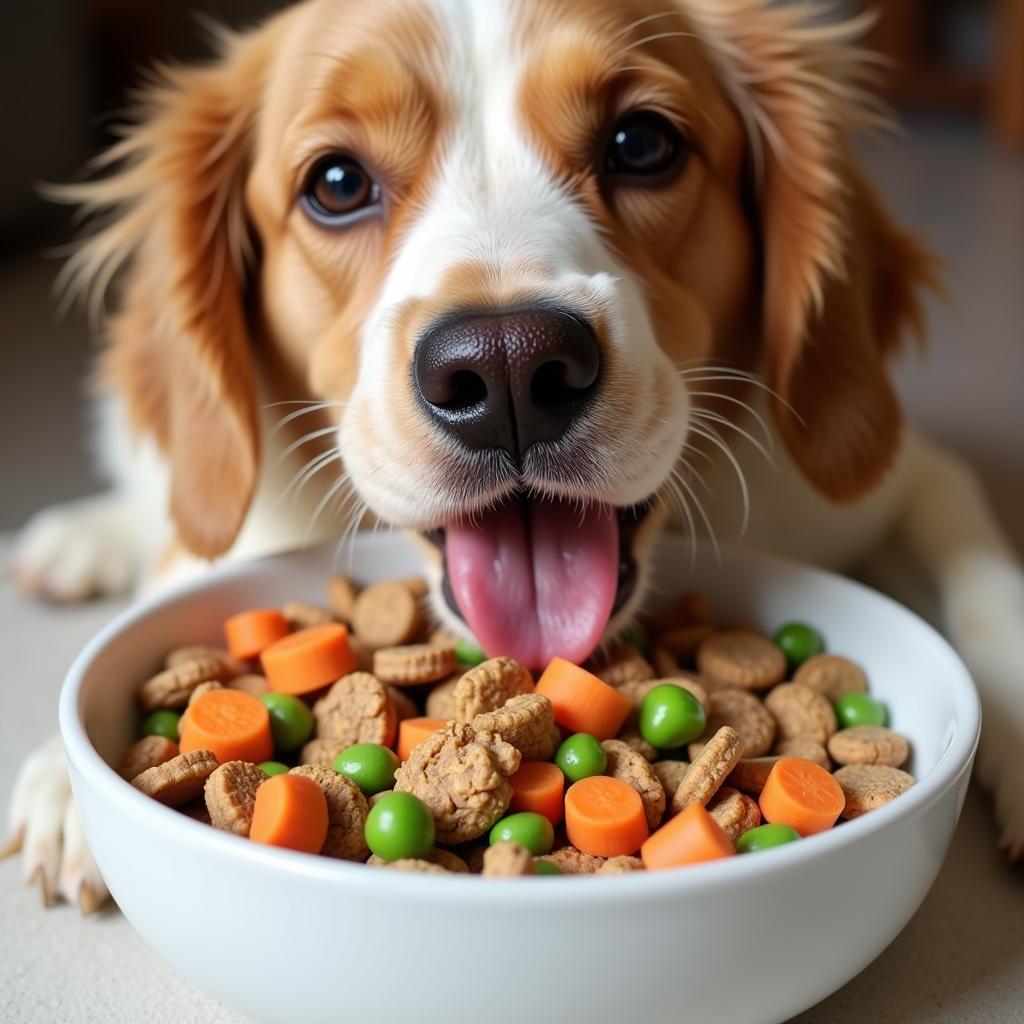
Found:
898,434 -> 1024,860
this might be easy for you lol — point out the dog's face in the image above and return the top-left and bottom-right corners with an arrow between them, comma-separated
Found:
84,0 -> 930,668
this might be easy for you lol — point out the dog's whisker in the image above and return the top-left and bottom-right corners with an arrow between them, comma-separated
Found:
691,408 -> 775,467
686,391 -> 775,453
612,10 -> 684,43
672,465 -> 721,567
659,475 -> 698,568
678,448 -> 715,496
268,400 -> 343,437
281,449 -> 340,502
306,472 -> 351,541
275,425 -> 339,464
688,422 -> 751,538
620,29 -> 699,57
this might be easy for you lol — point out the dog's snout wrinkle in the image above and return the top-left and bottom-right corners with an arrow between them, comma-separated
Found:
413,307 -> 601,458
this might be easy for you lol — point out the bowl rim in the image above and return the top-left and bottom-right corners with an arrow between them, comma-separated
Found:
60,533 -> 981,907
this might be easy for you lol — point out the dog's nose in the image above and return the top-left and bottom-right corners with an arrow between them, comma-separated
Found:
413,307 -> 601,456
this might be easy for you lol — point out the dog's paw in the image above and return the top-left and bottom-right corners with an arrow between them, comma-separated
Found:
3,735 -> 109,912
973,699 -> 1024,865
10,495 -> 138,602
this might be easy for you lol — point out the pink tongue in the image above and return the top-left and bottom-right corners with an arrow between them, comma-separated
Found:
445,498 -> 619,669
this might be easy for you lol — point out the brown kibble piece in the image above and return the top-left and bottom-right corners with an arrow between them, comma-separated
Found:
312,672 -> 396,748
352,582 -> 420,647
327,575 -> 360,624
227,673 -> 270,697
672,726 -> 745,814
376,858 -> 447,874
697,630 -> 786,690
615,726 -> 658,763
793,654 -> 869,703
131,749 -> 218,806
367,848 -> 469,873
833,764 -> 915,818
425,676 -> 460,719
727,757 -> 780,796
118,736 -> 179,780
650,647 -> 681,678
164,646 -> 242,676
179,800 -> 212,825
282,601 -> 335,630
592,646 -> 655,687
651,760 -> 690,806
471,693 -> 561,761
539,845 -> 606,874
707,786 -> 762,841
290,764 -> 369,860
689,688 -> 775,759
454,657 -> 533,720
400,577 -> 429,599
138,655 -> 234,711
658,625 -> 715,663
483,842 -> 536,877
204,760 -> 266,836
774,737 -> 831,769
598,855 -> 644,875
429,627 -> 461,648
601,739 -> 666,829
828,726 -> 910,768
187,680 -> 224,706
764,683 -> 838,746
387,685 -> 419,723
374,644 -> 457,685
651,592 -> 713,633
299,738 -> 345,767
394,721 -> 520,844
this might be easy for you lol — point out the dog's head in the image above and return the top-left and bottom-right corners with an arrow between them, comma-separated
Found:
73,0 -> 932,667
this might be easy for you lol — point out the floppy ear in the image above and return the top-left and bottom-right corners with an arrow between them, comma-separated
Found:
61,26 -> 274,557
684,1 -> 938,501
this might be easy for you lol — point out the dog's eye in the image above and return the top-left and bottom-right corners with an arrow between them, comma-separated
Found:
605,111 -> 687,181
301,154 -> 380,225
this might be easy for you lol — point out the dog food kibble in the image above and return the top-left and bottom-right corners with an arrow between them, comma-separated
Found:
555,733 -> 607,783
773,622 -> 825,670
489,812 -> 555,856
736,822 -> 801,854
333,743 -> 400,796
259,692 -> 314,753
140,709 -> 182,741
364,791 -> 435,862
120,578 -> 916,877
834,692 -> 888,729
639,683 -> 706,749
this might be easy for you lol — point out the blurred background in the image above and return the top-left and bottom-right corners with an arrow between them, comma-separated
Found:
0,0 -> 1022,550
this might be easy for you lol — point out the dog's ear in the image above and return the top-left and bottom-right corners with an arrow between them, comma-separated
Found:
686,1 -> 937,501
61,25 -> 277,557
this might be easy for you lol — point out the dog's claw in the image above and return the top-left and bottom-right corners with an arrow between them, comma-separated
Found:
0,830 -> 24,860
78,881 -> 105,916
59,800 -> 109,913
30,865 -> 56,908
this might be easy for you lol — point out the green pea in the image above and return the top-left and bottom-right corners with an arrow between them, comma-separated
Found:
258,761 -> 289,777
455,639 -> 487,666
534,860 -> 562,876
555,733 -> 607,783
639,684 -> 706,749
489,812 -> 555,855
621,626 -> 649,657
834,692 -> 888,729
333,743 -> 400,796
364,792 -> 436,862
773,622 -> 825,670
736,823 -> 801,854
140,710 -> 181,741
259,693 -> 314,753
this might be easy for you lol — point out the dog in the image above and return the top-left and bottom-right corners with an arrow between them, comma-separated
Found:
7,0 -> 1024,912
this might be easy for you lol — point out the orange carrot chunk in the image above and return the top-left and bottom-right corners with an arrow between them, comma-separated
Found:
759,756 -> 845,836
178,689 -> 274,765
509,760 -> 565,825
535,658 -> 632,740
396,717 -> 447,761
249,773 -> 328,853
564,775 -> 649,858
260,624 -> 358,695
641,801 -> 736,871
224,609 -> 290,661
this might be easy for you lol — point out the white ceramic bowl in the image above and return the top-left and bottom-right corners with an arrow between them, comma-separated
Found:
60,534 -> 979,1024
